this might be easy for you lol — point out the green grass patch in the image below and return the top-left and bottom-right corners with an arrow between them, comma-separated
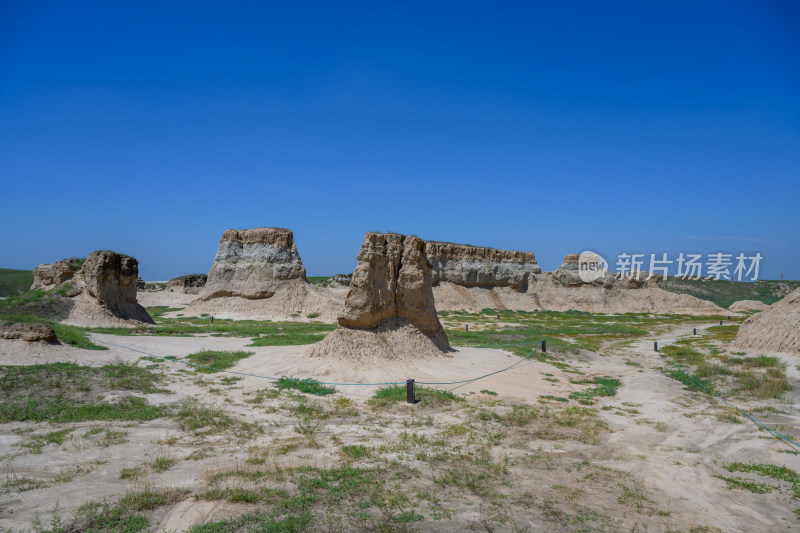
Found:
568,377 -> 621,405
185,350 -> 254,372
0,395 -> 166,423
275,377 -> 336,396
0,268 -> 34,296
51,323 -> 108,350
248,333 -> 326,346
369,385 -> 462,409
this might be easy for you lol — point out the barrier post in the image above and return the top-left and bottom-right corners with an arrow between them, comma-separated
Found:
406,379 -> 415,404
465,324 -> 468,332
720,320 -> 723,326
693,328 -> 697,335
497,314 -> 500,320
541,340 -> 546,353
210,316 -> 214,324
654,341 -> 658,352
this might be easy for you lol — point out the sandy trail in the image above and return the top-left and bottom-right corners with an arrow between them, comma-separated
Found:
587,322 -> 800,532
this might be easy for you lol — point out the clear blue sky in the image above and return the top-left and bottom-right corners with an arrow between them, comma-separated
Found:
2,1 -> 798,280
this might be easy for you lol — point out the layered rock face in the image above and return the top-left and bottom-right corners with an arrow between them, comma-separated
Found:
166,274 -> 207,294
199,228 -> 307,300
185,228 -> 343,321
310,233 -> 449,360
425,241 -> 541,292
30,251 -> 154,326
552,254 -> 661,289
734,289 -> 800,354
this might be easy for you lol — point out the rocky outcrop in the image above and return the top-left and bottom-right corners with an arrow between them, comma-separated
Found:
137,278 -> 146,290
729,300 -> 769,312
31,251 -> 154,327
425,241 -> 541,292
31,260 -> 81,290
198,228 -> 307,300
734,288 -> 800,354
0,323 -> 57,343
310,232 -> 448,360
166,274 -> 207,294
433,252 -> 726,315
552,254 -> 660,289
184,228 -> 343,321
333,274 -> 352,286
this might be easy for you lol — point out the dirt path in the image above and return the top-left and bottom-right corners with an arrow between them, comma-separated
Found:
584,322 -> 800,532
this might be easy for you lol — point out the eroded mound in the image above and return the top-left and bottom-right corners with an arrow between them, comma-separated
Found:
729,300 -> 769,312
734,288 -> 800,354
310,232 -> 449,360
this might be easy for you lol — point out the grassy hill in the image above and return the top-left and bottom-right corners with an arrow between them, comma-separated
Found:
0,268 -> 34,297
660,278 -> 800,308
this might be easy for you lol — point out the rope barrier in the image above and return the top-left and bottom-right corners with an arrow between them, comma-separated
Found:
96,339 -> 542,388
657,331 -> 800,454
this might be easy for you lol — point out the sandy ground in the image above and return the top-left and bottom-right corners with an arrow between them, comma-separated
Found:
2,323 -> 800,531
136,290 -> 200,309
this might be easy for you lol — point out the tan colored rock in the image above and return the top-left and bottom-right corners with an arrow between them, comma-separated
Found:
310,232 -> 448,361
0,323 -> 57,343
32,251 -> 154,327
184,228 -> 343,322
166,274 -> 207,294
734,289 -> 800,354
425,241 -> 541,292
199,228 -> 307,300
31,260 -> 80,290
728,300 -> 769,312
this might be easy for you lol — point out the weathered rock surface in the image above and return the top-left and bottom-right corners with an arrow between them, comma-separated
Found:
425,241 -> 541,292
31,251 -> 154,327
31,260 -> 80,290
311,232 -> 449,360
199,228 -> 307,300
184,228 -> 343,322
433,252 -> 726,315
333,274 -> 352,286
0,323 -> 58,343
136,278 -> 146,290
729,300 -> 769,312
166,274 -> 208,294
734,288 -> 800,354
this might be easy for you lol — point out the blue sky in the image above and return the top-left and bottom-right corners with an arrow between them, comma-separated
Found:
1,1 -> 798,280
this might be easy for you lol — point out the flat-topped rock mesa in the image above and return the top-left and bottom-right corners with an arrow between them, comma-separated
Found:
31,251 -> 154,327
166,274 -> 207,294
734,288 -> 800,354
552,254 -> 661,289
184,227 -> 344,321
198,228 -> 307,300
310,232 -> 449,360
425,241 -> 541,292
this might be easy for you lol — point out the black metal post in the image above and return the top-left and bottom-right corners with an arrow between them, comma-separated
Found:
720,320 -> 723,326
406,379 -> 415,404
210,316 -> 214,324
541,340 -> 546,353
693,328 -> 697,335
654,341 -> 658,352
465,324 -> 468,332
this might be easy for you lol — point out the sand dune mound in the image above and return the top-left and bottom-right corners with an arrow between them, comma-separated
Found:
729,300 -> 769,312
310,232 -> 449,361
183,228 -> 343,321
32,251 -> 153,327
734,288 -> 800,354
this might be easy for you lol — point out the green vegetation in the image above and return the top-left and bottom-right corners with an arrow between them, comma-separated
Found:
369,385 -> 462,409
275,377 -> 337,396
661,278 -> 800,308
306,276 -> 331,285
0,267 -> 34,296
185,350 -> 254,372
248,332 -> 326,346
51,323 -> 107,350
568,377 -> 621,405
0,361 -> 168,423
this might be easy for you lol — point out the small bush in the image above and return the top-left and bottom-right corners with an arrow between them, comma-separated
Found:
185,350 -> 254,372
